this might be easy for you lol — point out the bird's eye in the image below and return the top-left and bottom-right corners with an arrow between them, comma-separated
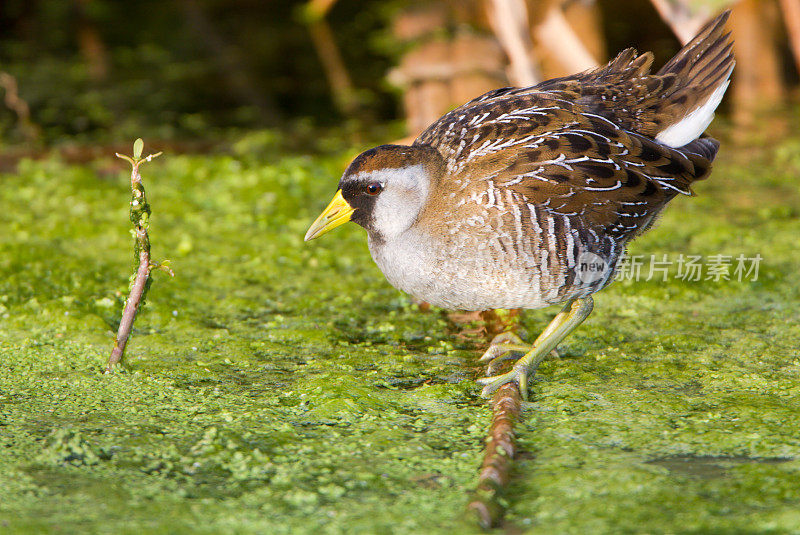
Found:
366,182 -> 383,195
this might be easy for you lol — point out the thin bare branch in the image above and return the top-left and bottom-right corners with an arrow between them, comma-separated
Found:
306,18 -> 358,116
533,3 -> 599,72
486,0 -> 541,86
649,0 -> 713,44
780,0 -> 800,76
306,0 -> 339,19
0,72 -> 39,142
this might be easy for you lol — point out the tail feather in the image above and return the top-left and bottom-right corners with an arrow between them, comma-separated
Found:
681,137 -> 721,162
562,11 -> 733,146
658,12 -> 733,80
653,12 -> 735,147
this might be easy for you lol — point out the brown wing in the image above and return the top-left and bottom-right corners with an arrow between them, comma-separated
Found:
534,12 -> 734,139
418,93 -> 716,243
494,109 -> 716,242
415,12 -> 731,242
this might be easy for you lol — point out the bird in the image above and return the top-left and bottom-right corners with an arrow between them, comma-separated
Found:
304,12 -> 735,399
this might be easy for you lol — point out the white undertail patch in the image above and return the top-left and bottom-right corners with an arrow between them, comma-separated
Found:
655,77 -> 731,148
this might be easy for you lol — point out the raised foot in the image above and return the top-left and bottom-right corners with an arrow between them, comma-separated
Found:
478,331 -> 532,374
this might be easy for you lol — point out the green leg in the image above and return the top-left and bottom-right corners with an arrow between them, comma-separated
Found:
478,332 -> 531,369
476,297 -> 594,400
478,304 -> 573,373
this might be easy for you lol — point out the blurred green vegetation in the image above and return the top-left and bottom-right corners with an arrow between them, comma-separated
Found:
1,2 -> 799,531
1,131 -> 799,532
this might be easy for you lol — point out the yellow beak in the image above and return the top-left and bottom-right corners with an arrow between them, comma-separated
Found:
304,189 -> 355,241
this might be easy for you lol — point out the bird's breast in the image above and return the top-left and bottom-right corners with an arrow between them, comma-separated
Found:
367,222 -> 616,311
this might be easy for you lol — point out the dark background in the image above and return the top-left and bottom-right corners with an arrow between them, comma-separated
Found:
0,0 -> 795,146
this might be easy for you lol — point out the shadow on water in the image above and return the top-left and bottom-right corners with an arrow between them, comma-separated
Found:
647,454 -> 793,479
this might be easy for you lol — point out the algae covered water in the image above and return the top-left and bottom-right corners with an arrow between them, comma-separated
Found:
1,137 -> 799,533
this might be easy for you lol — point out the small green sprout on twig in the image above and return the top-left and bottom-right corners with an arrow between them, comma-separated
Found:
105,139 -> 173,374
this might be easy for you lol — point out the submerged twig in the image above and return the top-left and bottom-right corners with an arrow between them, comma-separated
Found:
0,71 -> 39,142
105,139 -> 172,373
466,309 -> 524,529
467,382 -> 522,529
300,0 -> 358,116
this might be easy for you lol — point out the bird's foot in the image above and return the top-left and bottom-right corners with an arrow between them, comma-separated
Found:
478,331 -> 537,399
476,361 -> 538,400
478,331 -> 532,374
478,331 -> 528,360
475,297 -> 594,400
478,331 -> 561,379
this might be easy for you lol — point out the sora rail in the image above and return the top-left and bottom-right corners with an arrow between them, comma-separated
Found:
305,12 -> 735,399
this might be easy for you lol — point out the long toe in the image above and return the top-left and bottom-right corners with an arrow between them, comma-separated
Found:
488,331 -> 525,346
486,353 -> 517,375
476,366 -> 532,400
479,344 -> 511,363
478,342 -> 532,363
